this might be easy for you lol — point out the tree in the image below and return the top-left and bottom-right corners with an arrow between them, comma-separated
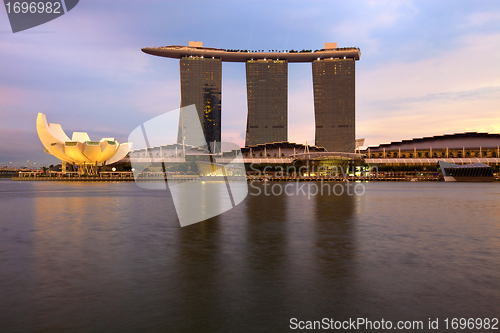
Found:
189,161 -> 199,173
178,163 -> 188,173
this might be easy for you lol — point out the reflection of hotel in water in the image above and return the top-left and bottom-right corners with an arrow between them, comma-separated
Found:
142,41 -> 361,152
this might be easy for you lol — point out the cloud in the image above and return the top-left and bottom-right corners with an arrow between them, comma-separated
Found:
288,67 -> 315,144
358,32 -> 500,102
332,1 -> 418,54
1,0 -> 500,161
0,128 -> 58,164
221,74 -> 247,147
356,32 -> 500,145
465,10 -> 500,27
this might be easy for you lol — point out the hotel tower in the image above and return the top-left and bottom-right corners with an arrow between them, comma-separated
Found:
143,41 -> 360,152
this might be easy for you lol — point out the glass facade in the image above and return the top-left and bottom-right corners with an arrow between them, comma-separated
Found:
178,57 -> 222,147
312,58 -> 355,152
245,60 -> 288,146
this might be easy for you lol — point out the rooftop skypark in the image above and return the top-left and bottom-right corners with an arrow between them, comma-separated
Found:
142,41 -> 361,63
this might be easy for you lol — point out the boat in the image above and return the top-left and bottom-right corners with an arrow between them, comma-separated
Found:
438,161 -> 495,182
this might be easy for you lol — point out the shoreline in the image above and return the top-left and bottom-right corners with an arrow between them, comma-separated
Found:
8,175 -> 500,182
10,176 -> 441,182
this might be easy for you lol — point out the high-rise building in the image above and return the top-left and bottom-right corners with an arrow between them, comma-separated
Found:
178,56 -> 221,146
143,42 -> 360,151
245,59 -> 288,146
312,58 -> 355,152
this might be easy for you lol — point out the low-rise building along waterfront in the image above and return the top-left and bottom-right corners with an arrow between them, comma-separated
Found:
363,132 -> 500,166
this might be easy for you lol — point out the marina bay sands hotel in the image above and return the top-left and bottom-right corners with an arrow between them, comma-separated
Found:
142,41 -> 361,152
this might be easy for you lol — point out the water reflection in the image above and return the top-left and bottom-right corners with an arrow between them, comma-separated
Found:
167,179 -> 225,331
25,183 -> 179,331
169,181 -> 234,227
167,215 -> 224,331
1,181 -> 500,332
245,184 -> 288,270
312,187 -> 357,278
30,186 -> 129,330
240,183 -> 292,324
309,186 -> 359,318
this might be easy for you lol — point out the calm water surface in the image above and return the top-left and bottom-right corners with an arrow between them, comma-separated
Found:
0,180 -> 499,332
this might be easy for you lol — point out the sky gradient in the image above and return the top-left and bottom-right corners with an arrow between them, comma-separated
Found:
1,0 -> 499,164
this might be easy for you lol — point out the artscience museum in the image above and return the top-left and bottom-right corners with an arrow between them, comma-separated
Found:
36,113 -> 130,174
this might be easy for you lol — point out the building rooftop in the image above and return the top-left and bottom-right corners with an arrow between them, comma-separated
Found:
142,42 -> 361,63
364,132 -> 500,151
242,141 -> 327,152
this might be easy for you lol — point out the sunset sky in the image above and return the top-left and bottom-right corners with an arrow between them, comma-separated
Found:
0,0 -> 499,164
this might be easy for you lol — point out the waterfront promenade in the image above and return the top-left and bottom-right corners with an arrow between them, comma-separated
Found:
8,169 -> 500,182
12,173 -> 442,182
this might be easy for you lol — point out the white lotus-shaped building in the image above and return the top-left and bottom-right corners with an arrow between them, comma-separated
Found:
36,113 -> 130,174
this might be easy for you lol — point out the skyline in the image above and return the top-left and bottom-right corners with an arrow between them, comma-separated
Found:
0,0 -> 499,163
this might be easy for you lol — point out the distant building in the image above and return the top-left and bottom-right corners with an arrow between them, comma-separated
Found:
363,132 -> 500,166
245,60 -> 288,146
178,56 -> 221,146
313,58 -> 356,152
